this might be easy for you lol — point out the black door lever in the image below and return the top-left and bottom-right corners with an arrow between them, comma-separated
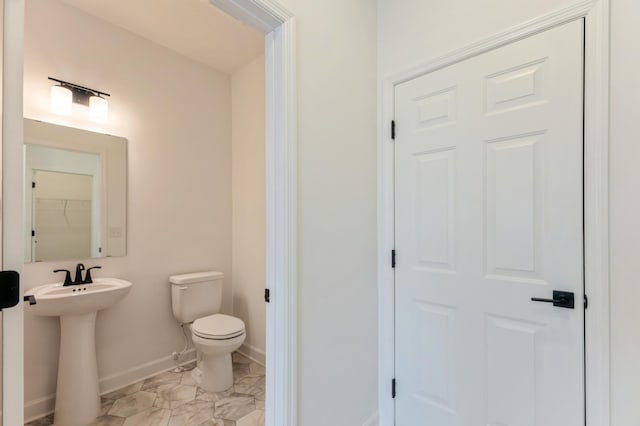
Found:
0,271 -> 19,310
531,290 -> 575,309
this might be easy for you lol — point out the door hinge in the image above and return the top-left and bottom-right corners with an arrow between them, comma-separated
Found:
392,378 -> 396,398
391,250 -> 396,268
32,181 -> 36,189
264,288 -> 270,303
584,294 -> 588,309
391,120 -> 396,140
31,230 -> 35,237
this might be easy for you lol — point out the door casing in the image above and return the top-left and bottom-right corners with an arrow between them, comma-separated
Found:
377,1 -> 610,425
2,1 -> 26,425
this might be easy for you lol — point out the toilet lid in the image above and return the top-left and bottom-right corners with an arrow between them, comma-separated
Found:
193,314 -> 245,339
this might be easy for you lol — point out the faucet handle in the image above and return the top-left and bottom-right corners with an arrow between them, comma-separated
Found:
53,269 -> 72,286
84,266 -> 102,284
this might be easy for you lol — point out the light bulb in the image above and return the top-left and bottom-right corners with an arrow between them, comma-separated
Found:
50,85 -> 72,115
89,95 -> 108,123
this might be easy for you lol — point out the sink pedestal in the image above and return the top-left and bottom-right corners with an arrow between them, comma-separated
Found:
54,312 -> 100,426
24,278 -> 133,425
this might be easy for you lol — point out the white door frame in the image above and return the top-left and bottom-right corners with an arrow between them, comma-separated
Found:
3,1 -> 26,425
208,4 -> 298,425
2,1 -> 298,425
377,1 -> 610,425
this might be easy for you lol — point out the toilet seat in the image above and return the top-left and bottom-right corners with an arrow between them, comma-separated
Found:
192,314 -> 245,340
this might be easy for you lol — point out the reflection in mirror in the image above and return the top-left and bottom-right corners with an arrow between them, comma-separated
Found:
24,119 -> 127,262
33,168 -> 96,261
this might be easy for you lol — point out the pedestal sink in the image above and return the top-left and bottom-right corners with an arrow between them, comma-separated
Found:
25,278 -> 132,426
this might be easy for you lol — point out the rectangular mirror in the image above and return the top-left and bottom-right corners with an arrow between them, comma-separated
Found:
24,118 -> 127,262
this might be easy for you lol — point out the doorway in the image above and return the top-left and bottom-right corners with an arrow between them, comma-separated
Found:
1,1 -> 297,425
392,20 -> 585,425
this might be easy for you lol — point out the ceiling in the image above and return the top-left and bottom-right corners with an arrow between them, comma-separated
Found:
61,0 -> 264,74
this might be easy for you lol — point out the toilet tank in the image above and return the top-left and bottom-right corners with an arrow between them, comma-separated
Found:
170,271 -> 224,323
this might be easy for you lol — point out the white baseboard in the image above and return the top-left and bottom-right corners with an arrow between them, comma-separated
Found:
238,343 -> 265,366
24,349 -> 197,423
362,411 -> 379,426
99,349 -> 196,395
24,393 -> 55,424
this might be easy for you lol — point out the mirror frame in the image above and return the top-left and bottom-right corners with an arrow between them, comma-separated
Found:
23,118 -> 127,261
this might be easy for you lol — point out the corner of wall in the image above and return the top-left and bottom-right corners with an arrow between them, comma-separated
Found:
230,53 -> 266,358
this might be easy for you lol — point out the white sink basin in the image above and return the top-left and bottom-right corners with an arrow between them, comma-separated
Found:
25,278 -> 132,316
25,277 -> 132,425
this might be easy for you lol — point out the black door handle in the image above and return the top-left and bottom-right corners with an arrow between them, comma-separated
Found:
0,270 -> 20,310
531,290 -> 575,309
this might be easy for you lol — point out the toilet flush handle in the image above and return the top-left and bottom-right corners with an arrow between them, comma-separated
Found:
177,286 -> 188,291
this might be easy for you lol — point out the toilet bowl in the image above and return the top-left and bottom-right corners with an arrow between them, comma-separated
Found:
189,314 -> 246,392
169,271 -> 246,393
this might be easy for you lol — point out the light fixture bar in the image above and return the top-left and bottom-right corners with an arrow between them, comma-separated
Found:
47,77 -> 110,98
48,77 -> 110,123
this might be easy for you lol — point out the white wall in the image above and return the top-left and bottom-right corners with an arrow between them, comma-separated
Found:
23,0 -> 232,417
378,0 -> 640,424
609,1 -> 640,424
378,0 -> 580,77
270,1 -> 380,425
231,54 -> 266,363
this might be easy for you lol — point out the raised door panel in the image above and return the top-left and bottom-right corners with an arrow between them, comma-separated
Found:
484,133 -> 545,283
412,148 -> 456,272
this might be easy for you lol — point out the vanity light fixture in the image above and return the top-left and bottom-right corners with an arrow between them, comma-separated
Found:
89,95 -> 108,123
50,84 -> 72,116
48,77 -> 110,123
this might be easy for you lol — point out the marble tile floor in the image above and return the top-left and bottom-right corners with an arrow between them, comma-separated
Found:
26,352 -> 265,426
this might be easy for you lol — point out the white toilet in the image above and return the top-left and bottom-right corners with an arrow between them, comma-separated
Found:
170,271 -> 245,392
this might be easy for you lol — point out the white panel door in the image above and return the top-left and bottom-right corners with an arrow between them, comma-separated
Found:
394,20 -> 584,426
